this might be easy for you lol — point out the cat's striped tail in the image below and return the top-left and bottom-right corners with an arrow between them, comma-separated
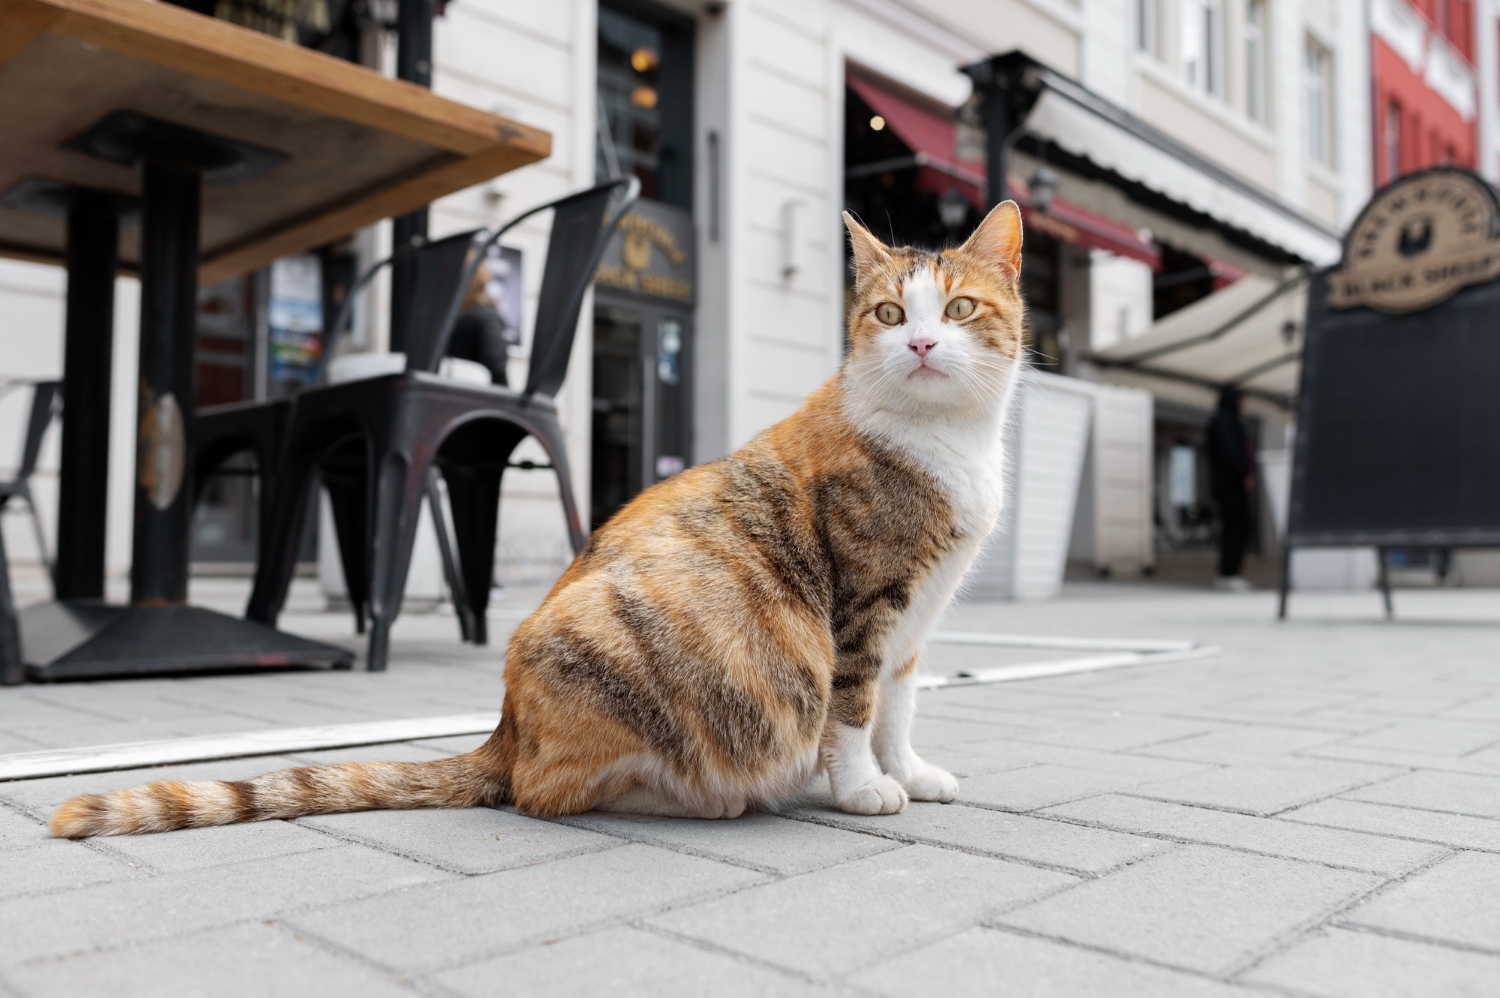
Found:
49,746 -> 512,838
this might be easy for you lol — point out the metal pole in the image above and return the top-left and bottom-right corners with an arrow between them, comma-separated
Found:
982,79 -> 1011,209
54,195 -> 118,601
390,0 -> 435,353
130,159 -> 201,606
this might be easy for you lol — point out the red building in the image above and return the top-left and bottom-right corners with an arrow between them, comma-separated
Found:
1371,0 -> 1479,186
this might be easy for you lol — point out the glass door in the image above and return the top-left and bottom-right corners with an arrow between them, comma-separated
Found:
591,295 -> 692,530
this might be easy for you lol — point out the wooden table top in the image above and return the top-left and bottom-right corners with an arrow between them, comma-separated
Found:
0,0 -> 550,282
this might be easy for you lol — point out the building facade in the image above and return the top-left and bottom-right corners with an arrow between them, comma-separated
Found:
1371,0 -> 1480,187
0,0 -> 1433,591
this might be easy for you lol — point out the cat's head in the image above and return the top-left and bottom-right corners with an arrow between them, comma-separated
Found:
841,202 -> 1025,414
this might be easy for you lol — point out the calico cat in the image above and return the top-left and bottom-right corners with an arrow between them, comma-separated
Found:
50,201 -> 1026,838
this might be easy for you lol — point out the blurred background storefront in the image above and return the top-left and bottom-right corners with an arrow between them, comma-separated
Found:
6,0 -> 1500,598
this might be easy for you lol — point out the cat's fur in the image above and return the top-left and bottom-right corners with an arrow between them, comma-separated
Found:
50,202 -> 1026,838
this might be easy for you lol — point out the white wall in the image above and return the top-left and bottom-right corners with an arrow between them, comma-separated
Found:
0,260 -> 140,579
427,0 -> 598,582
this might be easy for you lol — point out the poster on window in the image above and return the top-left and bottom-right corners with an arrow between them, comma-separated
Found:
268,254 -> 323,385
483,244 -> 524,349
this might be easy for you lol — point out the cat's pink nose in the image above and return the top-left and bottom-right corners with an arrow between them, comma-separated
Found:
909,336 -> 937,359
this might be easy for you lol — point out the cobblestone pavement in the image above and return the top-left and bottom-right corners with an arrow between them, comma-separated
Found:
2,578 -> 1499,996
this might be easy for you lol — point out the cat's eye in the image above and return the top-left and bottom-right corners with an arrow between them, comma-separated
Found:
875,303 -> 905,326
945,297 -> 976,321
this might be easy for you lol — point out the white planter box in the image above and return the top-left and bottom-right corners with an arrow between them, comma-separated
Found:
967,372 -> 1096,601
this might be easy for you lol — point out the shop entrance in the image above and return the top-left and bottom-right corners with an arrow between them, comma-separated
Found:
591,292 -> 692,529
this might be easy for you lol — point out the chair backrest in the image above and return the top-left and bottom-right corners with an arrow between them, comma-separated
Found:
524,177 -> 639,399
314,230 -> 483,384
399,231 -> 488,374
17,381 -> 58,481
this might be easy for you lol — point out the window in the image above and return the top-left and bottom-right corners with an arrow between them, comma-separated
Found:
1181,0 -> 1223,95
595,4 -> 694,207
1245,0 -> 1266,122
1138,0 -> 1156,54
1384,100 -> 1402,183
1304,36 -> 1334,166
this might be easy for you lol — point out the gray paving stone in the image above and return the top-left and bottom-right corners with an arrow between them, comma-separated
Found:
4,921 -> 420,997
787,800 -> 1169,875
1340,719 -> 1500,756
409,733 -> 491,754
1446,694 -> 1500,722
994,844 -> 1381,975
283,843 -> 763,974
1040,794 -> 1446,874
958,739 -> 1218,781
958,763 -> 1159,811
1344,770 -> 1500,819
911,713 -> 1046,749
1135,724 -> 1347,763
98,819 -> 341,873
285,743 -> 452,764
432,925 -> 829,997
1127,760 -> 1402,816
1280,798 -> 1500,851
562,810 -> 899,875
300,807 -> 620,874
1299,743 -> 1500,777
1341,851 -> 1500,951
1016,715 -> 1217,752
1243,927 -> 1500,997
0,804 -> 49,850
648,844 -> 1075,979
0,839 -> 141,898
0,844 -> 449,966
1345,693 -> 1481,717
849,926 -> 1257,997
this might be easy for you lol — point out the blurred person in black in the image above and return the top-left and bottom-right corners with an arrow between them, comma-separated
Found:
447,254 -> 518,385
1207,387 -> 1255,591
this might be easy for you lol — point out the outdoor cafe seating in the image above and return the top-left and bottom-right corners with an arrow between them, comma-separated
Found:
194,177 -> 639,672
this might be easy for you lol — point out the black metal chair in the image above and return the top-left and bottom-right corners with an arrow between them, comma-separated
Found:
188,234 -> 482,642
0,379 -> 60,581
0,379 -> 56,686
248,176 -> 639,670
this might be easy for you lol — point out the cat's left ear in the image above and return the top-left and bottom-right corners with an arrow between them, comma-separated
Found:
961,200 -> 1023,276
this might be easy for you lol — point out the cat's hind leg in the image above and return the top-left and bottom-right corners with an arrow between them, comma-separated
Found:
873,656 -> 958,802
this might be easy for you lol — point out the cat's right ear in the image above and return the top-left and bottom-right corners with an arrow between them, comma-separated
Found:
843,212 -> 893,282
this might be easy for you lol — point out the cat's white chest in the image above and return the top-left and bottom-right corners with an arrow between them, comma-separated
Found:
882,416 -> 1008,669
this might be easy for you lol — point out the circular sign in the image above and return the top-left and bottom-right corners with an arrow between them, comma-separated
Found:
1328,169 -> 1500,314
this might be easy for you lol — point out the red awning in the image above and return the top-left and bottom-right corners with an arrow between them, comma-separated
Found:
847,74 -> 1161,270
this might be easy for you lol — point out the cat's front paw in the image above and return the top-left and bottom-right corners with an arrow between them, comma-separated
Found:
900,763 -> 959,803
837,775 -> 908,815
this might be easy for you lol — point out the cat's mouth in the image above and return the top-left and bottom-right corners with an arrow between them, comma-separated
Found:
908,363 -> 948,380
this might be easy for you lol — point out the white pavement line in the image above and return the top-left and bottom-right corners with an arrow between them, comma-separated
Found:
0,712 -> 501,782
915,645 -> 1222,690
928,631 -> 1198,653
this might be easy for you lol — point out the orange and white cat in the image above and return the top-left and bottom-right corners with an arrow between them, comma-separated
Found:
51,202 -> 1026,837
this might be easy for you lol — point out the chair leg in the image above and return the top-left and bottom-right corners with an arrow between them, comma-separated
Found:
247,452 -> 320,626
442,464 -> 503,646
427,471 -> 477,643
23,489 -> 51,581
0,526 -> 23,686
530,417 -> 588,554
365,449 -> 429,672
324,469 -> 370,635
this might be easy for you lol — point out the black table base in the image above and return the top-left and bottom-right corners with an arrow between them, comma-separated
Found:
18,602 -> 352,680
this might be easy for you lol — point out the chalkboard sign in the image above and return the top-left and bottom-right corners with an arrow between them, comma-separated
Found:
1282,169 -> 1500,617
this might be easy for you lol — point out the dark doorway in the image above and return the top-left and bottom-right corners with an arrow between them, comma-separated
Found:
591,294 -> 693,529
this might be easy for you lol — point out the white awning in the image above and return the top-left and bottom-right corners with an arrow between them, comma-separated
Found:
1091,274 -> 1308,397
1025,86 -> 1343,267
